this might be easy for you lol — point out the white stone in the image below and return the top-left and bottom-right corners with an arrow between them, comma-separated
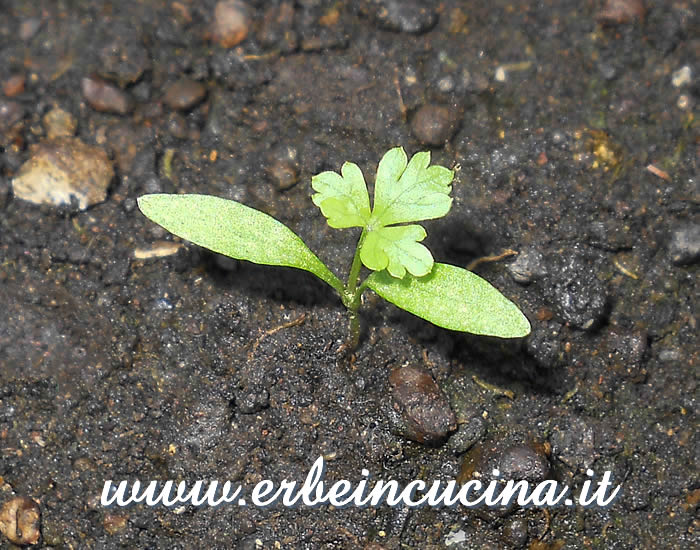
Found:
671,65 -> 691,88
12,137 -> 113,210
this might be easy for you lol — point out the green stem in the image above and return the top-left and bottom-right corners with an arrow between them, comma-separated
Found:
346,229 -> 367,296
344,229 -> 367,348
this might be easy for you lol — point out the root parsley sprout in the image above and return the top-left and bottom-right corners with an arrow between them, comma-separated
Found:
138,147 -> 530,349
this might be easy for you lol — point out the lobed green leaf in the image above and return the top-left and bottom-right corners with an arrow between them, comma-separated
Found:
371,147 -> 454,228
360,225 -> 433,278
365,262 -> 531,338
137,194 -> 343,293
311,162 -> 371,229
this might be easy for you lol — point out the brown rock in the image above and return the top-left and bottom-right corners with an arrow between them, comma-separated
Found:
389,365 -> 456,445
597,0 -> 646,24
163,78 -> 207,111
266,146 -> 299,190
3,74 -> 25,97
12,137 -> 114,210
411,103 -> 459,146
0,496 -> 41,546
267,159 -> 298,190
212,0 -> 251,48
82,75 -> 133,115
458,439 -> 550,486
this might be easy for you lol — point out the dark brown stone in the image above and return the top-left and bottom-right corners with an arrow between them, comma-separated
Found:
389,365 -> 456,445
163,78 -> 207,111
82,76 -> 133,115
411,103 -> 459,146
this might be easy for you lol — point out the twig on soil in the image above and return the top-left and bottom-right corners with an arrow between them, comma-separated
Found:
472,375 -> 515,399
645,164 -> 670,181
393,68 -> 407,121
247,313 -> 306,360
561,380 -> 580,403
466,249 -> 518,271
612,257 -> 638,279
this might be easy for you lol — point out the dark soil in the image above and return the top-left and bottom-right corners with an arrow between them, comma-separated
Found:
1,1 -> 698,549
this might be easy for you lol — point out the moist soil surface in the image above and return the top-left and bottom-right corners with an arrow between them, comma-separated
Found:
1,1 -> 698,549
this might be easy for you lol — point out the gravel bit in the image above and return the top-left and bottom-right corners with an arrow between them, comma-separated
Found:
411,103 -> 459,146
81,75 -> 133,115
12,137 -> 114,210
358,0 -> 439,34
0,496 -> 41,546
539,246 -> 608,330
162,77 -> 207,111
211,0 -> 251,48
388,365 -> 457,445
669,223 -> 700,266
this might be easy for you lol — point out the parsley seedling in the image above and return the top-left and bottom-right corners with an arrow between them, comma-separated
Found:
138,147 -> 530,348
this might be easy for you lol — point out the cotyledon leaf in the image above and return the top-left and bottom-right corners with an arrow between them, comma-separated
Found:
365,262 -> 531,338
137,194 -> 343,293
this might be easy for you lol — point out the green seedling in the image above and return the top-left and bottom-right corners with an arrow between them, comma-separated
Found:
138,147 -> 530,348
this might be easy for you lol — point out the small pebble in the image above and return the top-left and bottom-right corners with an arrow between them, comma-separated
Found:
3,74 -> 25,97
82,75 -> 133,115
19,18 -> 42,41
458,440 -> 550,485
12,137 -> 114,210
411,103 -> 458,146
361,0 -> 438,34
671,66 -> 692,88
437,75 -> 455,93
154,297 -> 174,311
165,112 -> 188,138
388,365 -> 456,445
42,107 -> 77,139
669,223 -> 700,265
0,497 -> 41,546
448,416 -> 486,455
540,248 -> 607,330
267,159 -> 299,190
596,0 -> 646,24
497,445 -> 551,483
163,78 -> 207,111
266,146 -> 299,190
676,94 -> 690,110
507,248 -> 546,284
212,0 -> 251,48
